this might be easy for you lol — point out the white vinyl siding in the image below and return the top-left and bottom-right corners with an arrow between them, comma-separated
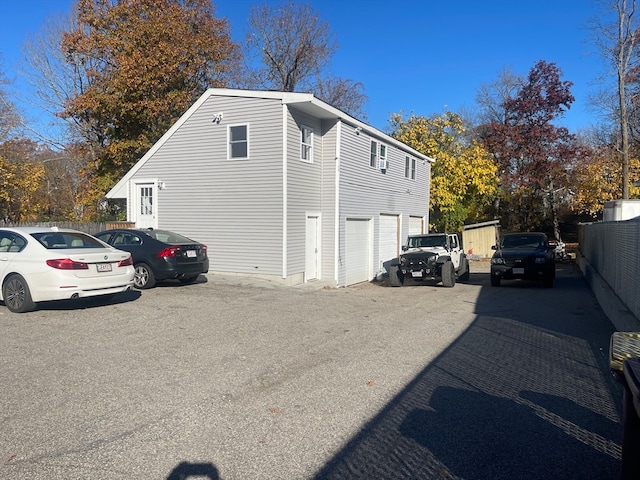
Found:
337,128 -> 430,286
286,109 -> 324,282
128,95 -> 284,276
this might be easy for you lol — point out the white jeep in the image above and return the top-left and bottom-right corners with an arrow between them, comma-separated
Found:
388,233 -> 469,288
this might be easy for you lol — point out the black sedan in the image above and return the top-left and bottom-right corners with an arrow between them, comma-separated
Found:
490,232 -> 556,288
95,228 -> 209,289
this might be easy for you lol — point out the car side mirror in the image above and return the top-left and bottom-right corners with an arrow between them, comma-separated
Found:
402,245 -> 408,251
491,245 -> 497,250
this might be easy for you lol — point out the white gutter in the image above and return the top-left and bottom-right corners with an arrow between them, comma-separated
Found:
282,103 -> 288,280
334,121 -> 341,286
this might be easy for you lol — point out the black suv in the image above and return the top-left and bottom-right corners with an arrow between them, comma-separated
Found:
490,232 -> 556,288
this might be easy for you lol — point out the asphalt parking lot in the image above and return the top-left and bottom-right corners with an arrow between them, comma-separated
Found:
0,261 -> 623,479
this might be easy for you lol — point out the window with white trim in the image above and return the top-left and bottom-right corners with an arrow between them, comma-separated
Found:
370,140 -> 388,169
379,144 -> 387,170
405,156 -> 416,179
301,125 -> 313,162
228,124 -> 248,159
370,140 -> 378,167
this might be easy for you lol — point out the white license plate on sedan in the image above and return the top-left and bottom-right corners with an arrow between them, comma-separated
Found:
96,263 -> 112,272
186,250 -> 197,258
513,267 -> 525,275
411,271 -> 423,277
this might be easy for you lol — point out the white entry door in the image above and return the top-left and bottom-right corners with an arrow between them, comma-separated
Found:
136,183 -> 155,228
305,214 -> 320,281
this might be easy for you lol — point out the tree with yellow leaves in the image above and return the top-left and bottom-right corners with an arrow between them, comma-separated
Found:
569,141 -> 640,217
0,140 -> 45,222
390,111 -> 498,232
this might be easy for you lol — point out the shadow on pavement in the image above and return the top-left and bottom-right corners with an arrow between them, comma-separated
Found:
314,263 -> 622,480
166,461 -> 220,479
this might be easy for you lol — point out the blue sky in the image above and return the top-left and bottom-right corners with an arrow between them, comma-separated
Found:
0,0 -> 611,136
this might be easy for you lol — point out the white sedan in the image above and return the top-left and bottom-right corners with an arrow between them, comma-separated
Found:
0,227 -> 135,313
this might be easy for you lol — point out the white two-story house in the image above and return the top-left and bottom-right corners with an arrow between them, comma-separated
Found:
106,89 -> 433,287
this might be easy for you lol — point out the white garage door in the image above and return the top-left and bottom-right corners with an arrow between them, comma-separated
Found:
409,216 -> 424,235
345,218 -> 371,285
379,214 -> 399,267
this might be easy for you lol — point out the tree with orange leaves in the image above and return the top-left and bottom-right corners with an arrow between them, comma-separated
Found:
60,0 -> 241,188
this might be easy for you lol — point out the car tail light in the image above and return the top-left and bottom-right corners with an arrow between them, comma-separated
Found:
201,245 -> 207,256
46,258 -> 89,270
118,256 -> 133,267
157,246 -> 181,258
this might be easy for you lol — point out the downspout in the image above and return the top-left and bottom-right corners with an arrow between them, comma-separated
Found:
282,103 -> 288,280
335,120 -> 341,286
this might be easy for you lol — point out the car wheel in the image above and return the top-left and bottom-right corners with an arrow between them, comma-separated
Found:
178,275 -> 199,285
2,274 -> 36,313
490,275 -> 501,287
134,263 -> 156,289
441,261 -> 456,287
388,265 -> 403,287
458,257 -> 470,282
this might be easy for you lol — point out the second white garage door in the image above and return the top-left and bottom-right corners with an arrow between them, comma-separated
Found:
379,214 -> 399,267
409,216 -> 424,235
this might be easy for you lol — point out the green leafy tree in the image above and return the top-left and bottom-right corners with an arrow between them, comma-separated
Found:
390,111 -> 498,232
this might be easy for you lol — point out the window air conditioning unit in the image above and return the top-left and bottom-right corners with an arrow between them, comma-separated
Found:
378,159 -> 388,170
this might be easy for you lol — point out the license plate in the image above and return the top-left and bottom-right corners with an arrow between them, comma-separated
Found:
513,267 -> 525,275
411,271 -> 423,278
186,250 -> 197,258
96,263 -> 112,272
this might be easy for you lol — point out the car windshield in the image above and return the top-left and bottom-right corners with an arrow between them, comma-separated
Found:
32,232 -> 106,249
407,235 -> 447,248
500,235 -> 546,249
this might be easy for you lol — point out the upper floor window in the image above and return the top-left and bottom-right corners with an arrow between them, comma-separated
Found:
370,140 -> 378,167
228,124 -> 248,159
301,125 -> 313,162
405,156 -> 416,179
379,144 -> 387,170
370,140 -> 388,169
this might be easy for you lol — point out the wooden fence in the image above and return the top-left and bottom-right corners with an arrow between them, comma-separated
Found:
0,221 -> 136,235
